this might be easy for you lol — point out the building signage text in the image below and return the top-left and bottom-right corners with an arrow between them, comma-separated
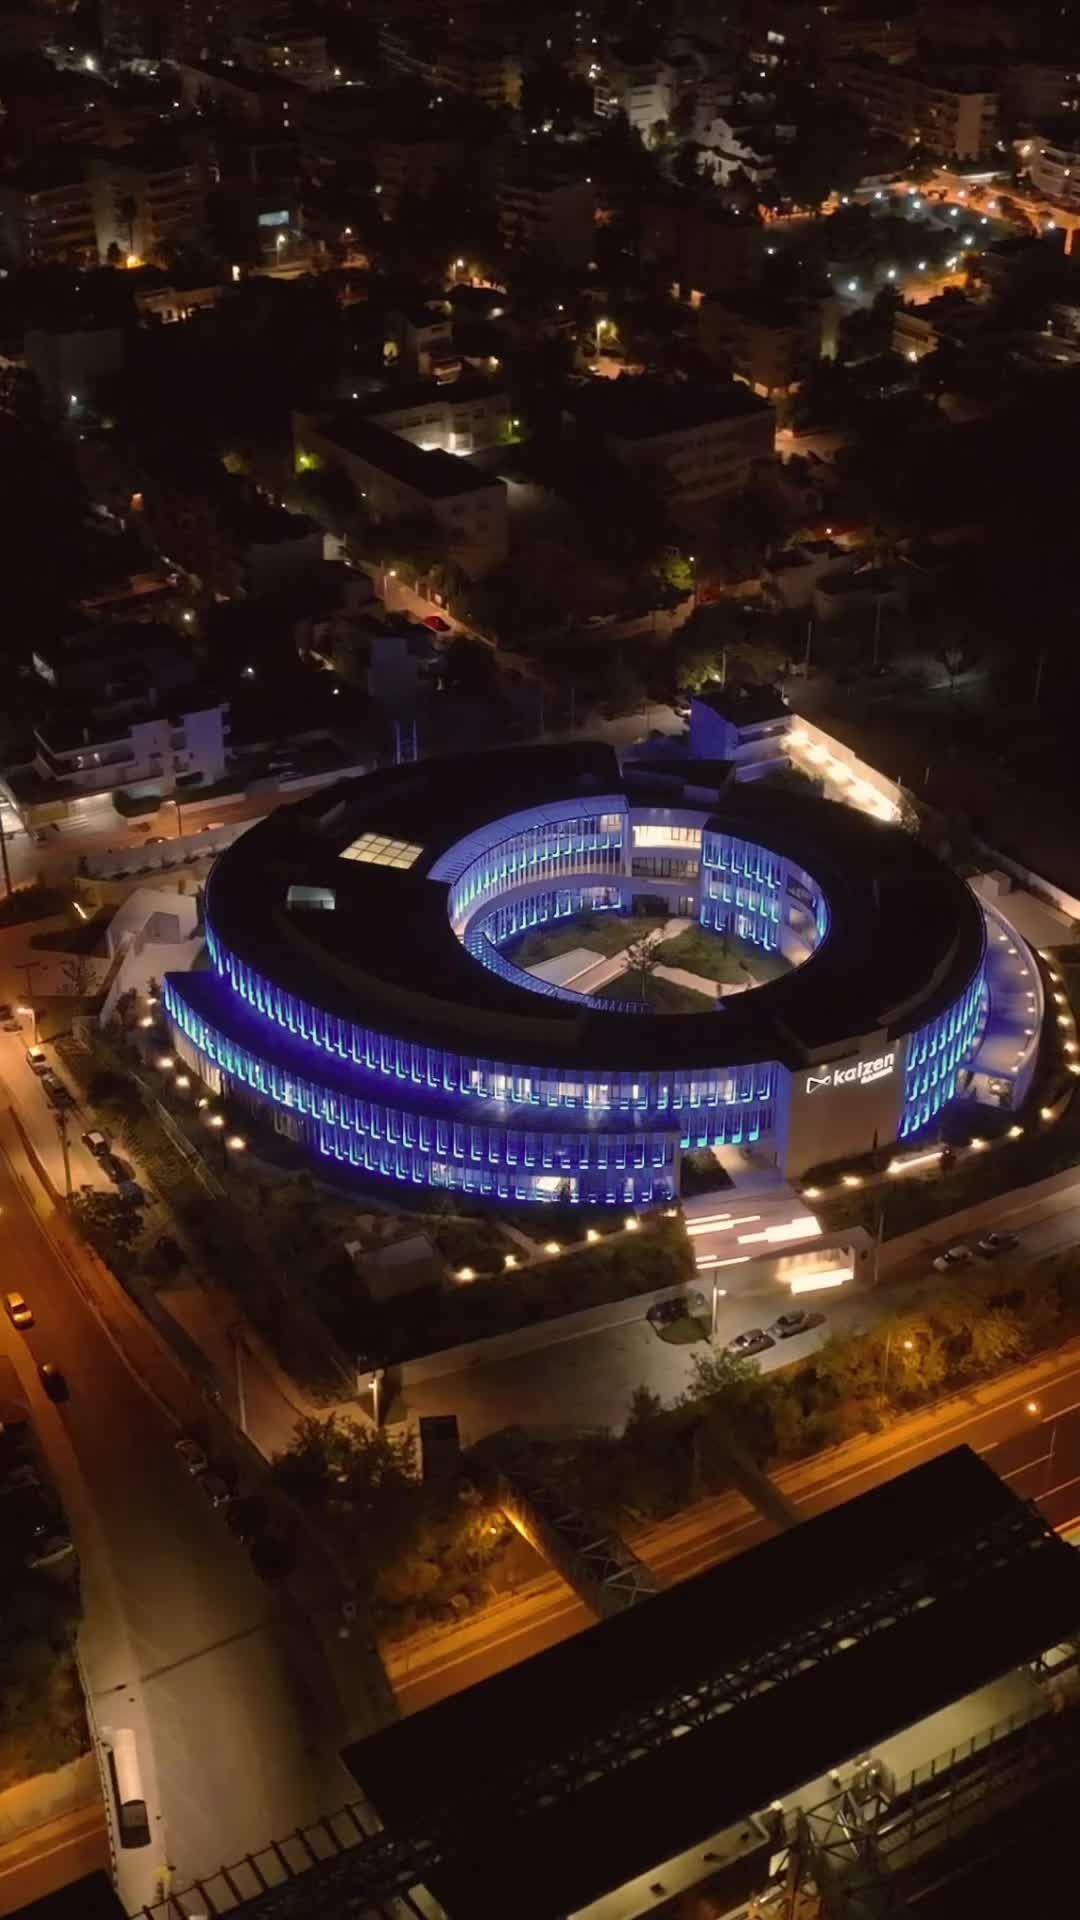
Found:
805,1050 -> 896,1096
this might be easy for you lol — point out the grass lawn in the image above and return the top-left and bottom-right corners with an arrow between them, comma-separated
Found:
656,926 -> 790,987
607,969 -> 716,1014
510,912 -> 666,969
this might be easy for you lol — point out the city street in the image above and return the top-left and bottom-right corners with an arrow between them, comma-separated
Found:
388,1343 -> 1080,1715
0,1145 -> 360,1911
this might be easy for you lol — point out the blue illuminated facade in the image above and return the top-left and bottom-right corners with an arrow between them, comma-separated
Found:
899,965 -> 987,1140
163,766 -> 992,1203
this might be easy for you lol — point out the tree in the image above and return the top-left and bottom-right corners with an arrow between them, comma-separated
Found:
61,953 -> 94,997
118,194 -> 138,258
113,988 -> 138,1031
624,932 -> 661,1006
70,1189 -> 142,1269
672,142 -> 704,190
273,1413 -> 426,1595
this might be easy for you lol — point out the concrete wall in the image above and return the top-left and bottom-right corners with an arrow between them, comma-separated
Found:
395,1239 -> 865,1386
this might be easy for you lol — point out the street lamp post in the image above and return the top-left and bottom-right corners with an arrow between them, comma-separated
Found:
54,1109 -> 72,1198
17,960 -> 43,1044
880,1326 -> 913,1405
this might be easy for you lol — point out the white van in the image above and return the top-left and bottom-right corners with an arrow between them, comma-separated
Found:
106,1728 -> 151,1848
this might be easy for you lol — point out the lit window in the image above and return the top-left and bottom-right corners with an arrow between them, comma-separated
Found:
341,832 -> 423,869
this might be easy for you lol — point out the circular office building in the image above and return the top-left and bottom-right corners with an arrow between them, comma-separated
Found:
163,743 -> 992,1208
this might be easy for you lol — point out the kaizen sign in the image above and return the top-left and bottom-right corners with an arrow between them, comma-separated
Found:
806,1050 -> 896,1096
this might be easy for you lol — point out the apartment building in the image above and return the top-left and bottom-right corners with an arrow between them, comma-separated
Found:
0,157 -> 96,269
293,409 -> 509,578
565,379 -> 775,508
496,167 -> 595,269
88,140 -> 206,265
379,23 -> 521,108
1026,122 -> 1080,213
821,7 -> 916,64
836,56 -> 998,159
641,191 -> 765,297
372,130 -> 466,218
699,293 -> 824,397
177,58 -> 299,131
364,376 -> 511,454
29,627 -> 229,797
234,24 -> 330,87
0,52 -> 106,144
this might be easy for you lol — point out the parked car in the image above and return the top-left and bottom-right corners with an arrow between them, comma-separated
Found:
1,1462 -> 40,1492
647,1298 -> 685,1329
38,1363 -> 68,1403
41,1071 -> 74,1110
977,1230 -> 1020,1258
26,1046 -> 48,1074
226,1494 -> 270,1545
145,836 -> 168,846
174,1437 -> 208,1476
933,1245 -> 974,1273
82,1129 -> 109,1159
0,1002 -> 12,1021
769,1309 -> 816,1340
4,1291 -> 33,1330
198,1472 -> 232,1508
727,1328 -> 775,1358
25,1534 -> 77,1570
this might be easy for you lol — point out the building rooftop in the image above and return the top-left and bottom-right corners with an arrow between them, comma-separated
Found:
306,410 -> 504,500
566,376 -> 772,442
191,741 -> 986,1078
344,1448 -> 1080,1920
693,682 -> 789,728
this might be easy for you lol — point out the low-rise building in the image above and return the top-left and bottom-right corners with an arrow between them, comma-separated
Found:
699,292 -> 824,397
33,697 -> 229,797
363,376 -> 511,454
293,408 -> 509,578
564,378 -> 775,507
1026,121 -> 1080,213
0,157 -> 97,269
388,304 -> 458,378
891,290 -> 984,360
139,452 -> 323,597
835,55 -> 998,159
26,626 -> 230,799
496,164 -> 594,269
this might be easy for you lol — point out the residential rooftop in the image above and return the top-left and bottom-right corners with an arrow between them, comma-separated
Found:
306,410 -> 504,499
566,376 -> 773,441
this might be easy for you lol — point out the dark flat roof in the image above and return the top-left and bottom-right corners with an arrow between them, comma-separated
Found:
567,376 -> 772,442
192,743 -> 985,1077
306,410 -> 503,500
344,1450 -> 1080,1919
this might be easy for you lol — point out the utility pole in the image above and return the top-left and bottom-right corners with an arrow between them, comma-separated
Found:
232,1328 -> 248,1436
0,801 -> 11,900
54,1109 -> 72,1198
804,617 -> 813,677
1033,653 -> 1046,707
711,1280 -> 725,1341
19,960 -> 42,1042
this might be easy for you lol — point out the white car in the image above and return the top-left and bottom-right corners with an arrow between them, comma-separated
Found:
933,1245 -> 974,1273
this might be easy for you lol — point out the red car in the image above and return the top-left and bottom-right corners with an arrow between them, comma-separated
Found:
423,614 -> 452,633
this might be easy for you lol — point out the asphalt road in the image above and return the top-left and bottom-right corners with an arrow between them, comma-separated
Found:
0,1152 -> 358,1911
0,1802 -> 108,1915
388,1347 -> 1080,1716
